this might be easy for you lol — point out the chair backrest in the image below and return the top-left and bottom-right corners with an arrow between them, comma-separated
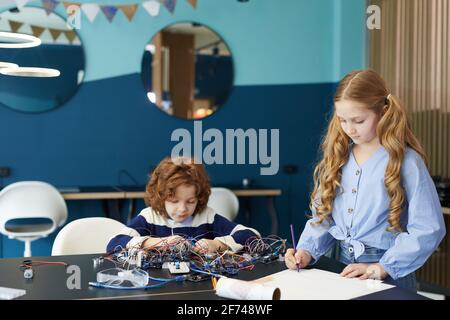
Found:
51,217 -> 126,256
207,187 -> 239,221
0,181 -> 68,238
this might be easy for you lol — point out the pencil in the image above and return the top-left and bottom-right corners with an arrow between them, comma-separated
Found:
290,224 -> 300,272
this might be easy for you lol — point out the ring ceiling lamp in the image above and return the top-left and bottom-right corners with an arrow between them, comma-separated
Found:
0,67 -> 60,77
0,62 -> 19,69
0,31 -> 41,48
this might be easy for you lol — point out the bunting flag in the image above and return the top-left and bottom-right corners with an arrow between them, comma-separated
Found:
42,0 -> 60,15
49,28 -> 62,41
81,3 -> 100,23
30,25 -> 45,38
5,0 -> 199,25
186,0 -> 197,9
142,0 -> 160,17
100,5 -> 118,23
161,0 -> 176,14
14,0 -> 30,10
118,4 -> 138,22
64,30 -> 77,43
62,1 -> 79,9
8,20 -> 23,33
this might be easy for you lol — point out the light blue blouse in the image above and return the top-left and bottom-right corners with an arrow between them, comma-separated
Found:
298,146 -> 446,280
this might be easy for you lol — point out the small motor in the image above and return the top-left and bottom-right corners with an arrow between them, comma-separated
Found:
21,260 -> 34,279
23,268 -> 34,279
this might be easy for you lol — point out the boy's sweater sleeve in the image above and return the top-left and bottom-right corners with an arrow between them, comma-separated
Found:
210,213 -> 261,252
106,214 -> 154,253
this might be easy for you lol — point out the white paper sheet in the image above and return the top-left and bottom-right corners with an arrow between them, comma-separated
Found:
254,269 -> 395,300
0,286 -> 26,300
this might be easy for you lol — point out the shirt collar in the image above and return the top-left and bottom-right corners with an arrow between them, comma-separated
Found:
167,216 -> 193,228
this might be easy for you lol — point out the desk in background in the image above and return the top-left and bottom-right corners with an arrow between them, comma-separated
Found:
443,207 -> 450,215
0,254 -> 426,300
59,186 -> 282,235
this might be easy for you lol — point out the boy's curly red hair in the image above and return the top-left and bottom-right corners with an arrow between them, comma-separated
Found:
144,157 -> 211,218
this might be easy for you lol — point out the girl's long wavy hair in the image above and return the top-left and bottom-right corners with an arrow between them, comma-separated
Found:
311,69 -> 427,232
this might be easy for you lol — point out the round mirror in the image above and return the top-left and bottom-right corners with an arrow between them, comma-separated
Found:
0,7 -> 85,113
141,22 -> 234,120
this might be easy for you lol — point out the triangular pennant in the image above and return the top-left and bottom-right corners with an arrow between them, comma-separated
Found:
119,4 -> 138,22
64,30 -> 76,43
186,0 -> 197,8
100,5 -> 118,23
63,1 -> 79,9
14,0 -> 30,10
42,0 -> 60,15
49,28 -> 62,41
30,25 -> 45,38
81,3 -> 100,23
8,20 -> 23,33
142,0 -> 160,17
161,0 -> 176,14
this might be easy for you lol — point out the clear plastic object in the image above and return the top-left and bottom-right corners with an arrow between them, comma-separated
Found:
97,268 -> 149,287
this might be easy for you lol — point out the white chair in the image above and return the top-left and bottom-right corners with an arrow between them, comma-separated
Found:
207,187 -> 239,221
51,217 -> 126,256
0,181 -> 68,257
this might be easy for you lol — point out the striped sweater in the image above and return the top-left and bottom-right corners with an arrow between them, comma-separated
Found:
106,206 -> 260,253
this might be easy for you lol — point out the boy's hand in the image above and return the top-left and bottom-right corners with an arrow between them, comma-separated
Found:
163,235 -> 186,245
142,235 -> 185,248
193,239 -> 229,253
285,248 -> 312,270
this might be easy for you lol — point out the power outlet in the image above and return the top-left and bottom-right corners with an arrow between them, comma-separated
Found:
0,167 -> 11,177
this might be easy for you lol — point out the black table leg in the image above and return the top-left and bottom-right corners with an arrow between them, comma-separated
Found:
243,197 -> 251,226
126,199 -> 136,223
102,199 -> 122,222
267,196 -> 279,235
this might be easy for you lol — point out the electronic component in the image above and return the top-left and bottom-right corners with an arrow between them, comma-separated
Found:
261,254 -> 279,263
127,249 -> 144,267
168,261 -> 190,274
186,273 -> 211,282
18,259 -> 68,281
104,235 -> 287,280
93,256 -> 104,268
23,268 -> 33,279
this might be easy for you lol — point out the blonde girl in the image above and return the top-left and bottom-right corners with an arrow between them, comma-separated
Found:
285,69 -> 445,291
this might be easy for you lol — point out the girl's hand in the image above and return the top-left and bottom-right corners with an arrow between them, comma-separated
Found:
193,239 -> 229,253
284,248 -> 312,270
340,263 -> 388,280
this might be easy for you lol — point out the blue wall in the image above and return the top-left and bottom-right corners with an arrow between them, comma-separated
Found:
0,0 -> 367,257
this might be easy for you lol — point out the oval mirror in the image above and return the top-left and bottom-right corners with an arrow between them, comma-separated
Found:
0,7 -> 85,113
141,22 -> 234,120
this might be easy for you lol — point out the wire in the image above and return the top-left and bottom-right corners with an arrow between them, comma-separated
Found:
19,260 -> 68,270
190,266 -> 224,279
118,169 -> 139,185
